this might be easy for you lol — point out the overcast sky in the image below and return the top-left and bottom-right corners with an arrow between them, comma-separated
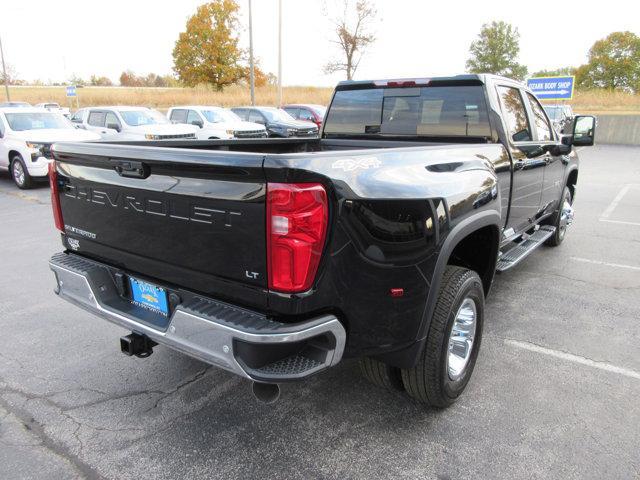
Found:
0,0 -> 637,86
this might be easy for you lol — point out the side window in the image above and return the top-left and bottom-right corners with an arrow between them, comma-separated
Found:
284,107 -> 299,119
105,111 -> 120,129
71,110 -> 84,123
170,109 -> 187,123
497,86 -> 531,142
526,93 -> 552,141
186,110 -> 201,124
87,111 -> 106,127
0,116 -> 5,137
299,109 -> 315,121
232,109 -> 246,120
249,110 -> 265,124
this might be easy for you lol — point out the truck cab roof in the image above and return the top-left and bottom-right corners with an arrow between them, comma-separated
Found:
336,74 -> 526,89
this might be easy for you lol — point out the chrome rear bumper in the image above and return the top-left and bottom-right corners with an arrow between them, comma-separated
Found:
49,252 -> 345,382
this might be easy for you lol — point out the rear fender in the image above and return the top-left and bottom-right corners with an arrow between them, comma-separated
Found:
375,210 -> 501,368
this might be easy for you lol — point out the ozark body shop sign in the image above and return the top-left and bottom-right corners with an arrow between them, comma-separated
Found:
526,76 -> 575,100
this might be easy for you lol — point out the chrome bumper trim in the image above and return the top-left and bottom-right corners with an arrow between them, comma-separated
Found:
49,253 -> 345,381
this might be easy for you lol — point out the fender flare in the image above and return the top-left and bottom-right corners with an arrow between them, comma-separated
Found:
417,209 -> 501,339
377,210 -> 502,369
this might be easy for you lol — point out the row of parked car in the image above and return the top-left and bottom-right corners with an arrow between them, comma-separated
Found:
0,102 -> 326,188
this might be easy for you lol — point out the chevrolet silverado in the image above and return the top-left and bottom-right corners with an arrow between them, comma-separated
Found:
48,75 -> 595,406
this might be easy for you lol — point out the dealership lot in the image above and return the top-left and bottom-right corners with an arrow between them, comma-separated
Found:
0,145 -> 638,479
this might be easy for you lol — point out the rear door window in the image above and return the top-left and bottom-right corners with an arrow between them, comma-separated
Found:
526,92 -> 552,141
299,109 -> 315,122
187,110 -> 201,124
105,111 -> 121,129
496,86 -> 532,142
87,111 -> 106,127
284,107 -> 299,119
248,110 -> 265,123
170,109 -> 187,124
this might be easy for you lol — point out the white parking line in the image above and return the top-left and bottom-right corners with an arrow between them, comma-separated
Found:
599,219 -> 640,227
505,339 -> 640,380
571,257 -> 640,271
600,184 -> 631,219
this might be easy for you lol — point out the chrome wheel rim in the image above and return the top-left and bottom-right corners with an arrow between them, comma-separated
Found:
558,196 -> 574,239
447,297 -> 477,381
12,160 -> 25,186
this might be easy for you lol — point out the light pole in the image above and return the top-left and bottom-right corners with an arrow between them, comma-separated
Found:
248,0 -> 255,106
0,34 -> 10,102
277,0 -> 282,107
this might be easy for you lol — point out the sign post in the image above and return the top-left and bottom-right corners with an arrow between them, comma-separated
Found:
66,85 -> 79,109
526,76 -> 575,101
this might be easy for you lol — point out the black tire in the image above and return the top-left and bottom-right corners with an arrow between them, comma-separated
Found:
545,186 -> 573,247
11,155 -> 33,189
359,356 -> 404,391
401,266 -> 484,407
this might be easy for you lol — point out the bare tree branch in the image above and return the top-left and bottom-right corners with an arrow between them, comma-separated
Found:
324,0 -> 377,80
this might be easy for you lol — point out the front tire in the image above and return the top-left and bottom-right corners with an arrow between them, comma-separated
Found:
401,266 -> 484,407
11,155 -> 33,189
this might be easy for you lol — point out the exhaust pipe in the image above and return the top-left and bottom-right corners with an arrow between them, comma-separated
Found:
251,382 -> 281,404
120,333 -> 157,358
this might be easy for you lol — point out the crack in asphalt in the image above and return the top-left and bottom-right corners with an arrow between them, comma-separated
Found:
0,395 -> 104,480
141,367 -> 210,413
0,362 -> 214,477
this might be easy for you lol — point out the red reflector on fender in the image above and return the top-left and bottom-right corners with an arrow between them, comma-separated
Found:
390,288 -> 404,297
48,162 -> 64,232
266,183 -> 328,293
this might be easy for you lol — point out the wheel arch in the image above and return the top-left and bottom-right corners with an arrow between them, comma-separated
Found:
9,149 -> 23,163
376,211 -> 501,369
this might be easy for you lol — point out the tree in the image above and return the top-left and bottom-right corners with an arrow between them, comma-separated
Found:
0,64 -> 20,85
119,70 -> 140,87
324,0 -> 377,80
68,74 -> 86,86
575,31 -> 640,92
90,75 -> 113,86
172,0 -> 244,89
530,67 -> 575,78
466,21 -> 528,80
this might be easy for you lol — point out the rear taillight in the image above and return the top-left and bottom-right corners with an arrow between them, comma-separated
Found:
266,183 -> 328,293
48,162 -> 64,232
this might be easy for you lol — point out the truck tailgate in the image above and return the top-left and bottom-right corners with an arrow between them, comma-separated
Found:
52,142 -> 267,304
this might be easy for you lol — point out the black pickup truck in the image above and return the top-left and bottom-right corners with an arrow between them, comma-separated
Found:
48,75 -> 595,406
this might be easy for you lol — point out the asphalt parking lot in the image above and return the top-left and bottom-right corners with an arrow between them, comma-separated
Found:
0,144 -> 638,480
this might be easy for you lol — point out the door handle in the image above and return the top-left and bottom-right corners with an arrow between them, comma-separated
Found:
514,159 -> 525,170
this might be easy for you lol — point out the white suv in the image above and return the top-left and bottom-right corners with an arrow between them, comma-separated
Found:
71,106 -> 197,140
0,107 -> 101,188
167,106 -> 267,139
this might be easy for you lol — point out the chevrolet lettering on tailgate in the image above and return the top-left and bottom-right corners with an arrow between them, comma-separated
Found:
64,184 -> 242,227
